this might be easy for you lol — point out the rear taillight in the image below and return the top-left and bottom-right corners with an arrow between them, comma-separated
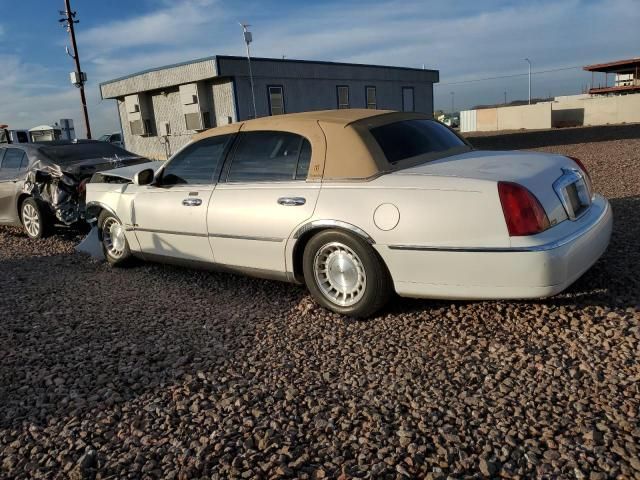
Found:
498,181 -> 550,236
567,156 -> 593,199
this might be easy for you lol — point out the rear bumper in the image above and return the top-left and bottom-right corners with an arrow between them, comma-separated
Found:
377,194 -> 613,300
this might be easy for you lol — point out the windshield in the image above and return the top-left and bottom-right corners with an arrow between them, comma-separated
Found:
39,143 -> 137,164
370,119 -> 469,164
98,134 -> 111,142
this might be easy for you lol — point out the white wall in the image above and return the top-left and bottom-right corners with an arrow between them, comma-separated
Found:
461,93 -> 640,132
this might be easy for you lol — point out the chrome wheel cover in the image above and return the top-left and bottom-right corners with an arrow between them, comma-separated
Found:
313,241 -> 366,307
102,217 -> 126,258
22,203 -> 40,238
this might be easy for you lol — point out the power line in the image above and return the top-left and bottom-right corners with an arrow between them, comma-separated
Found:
435,65 -> 583,87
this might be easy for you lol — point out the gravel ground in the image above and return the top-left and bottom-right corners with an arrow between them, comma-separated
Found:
1,124 -> 639,479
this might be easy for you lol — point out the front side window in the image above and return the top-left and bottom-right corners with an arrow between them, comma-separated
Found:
226,131 -> 311,183
366,87 -> 377,109
161,134 -> 233,185
1,149 -> 26,170
268,86 -> 285,115
337,86 -> 350,109
370,119 -> 468,164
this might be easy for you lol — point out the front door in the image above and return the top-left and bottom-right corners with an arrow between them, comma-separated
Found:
208,130 -> 319,274
0,148 -> 26,223
132,133 -> 235,263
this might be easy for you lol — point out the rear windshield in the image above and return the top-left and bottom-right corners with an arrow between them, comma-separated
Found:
39,143 -> 136,164
370,119 -> 469,164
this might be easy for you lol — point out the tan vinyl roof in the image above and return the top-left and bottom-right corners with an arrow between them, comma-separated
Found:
193,109 -> 430,181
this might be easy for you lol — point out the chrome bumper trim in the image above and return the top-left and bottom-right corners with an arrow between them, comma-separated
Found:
388,198 -> 609,253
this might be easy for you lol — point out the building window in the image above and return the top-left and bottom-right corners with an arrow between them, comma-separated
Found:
402,87 -> 415,112
365,86 -> 377,109
337,86 -> 350,109
268,86 -> 285,115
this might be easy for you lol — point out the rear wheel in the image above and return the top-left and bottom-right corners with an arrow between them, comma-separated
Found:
98,210 -> 132,266
21,198 -> 51,239
302,229 -> 392,318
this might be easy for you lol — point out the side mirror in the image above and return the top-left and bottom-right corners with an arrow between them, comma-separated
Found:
133,168 -> 155,186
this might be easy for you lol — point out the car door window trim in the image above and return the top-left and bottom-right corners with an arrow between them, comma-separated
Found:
157,133 -> 236,186
220,131 -> 312,184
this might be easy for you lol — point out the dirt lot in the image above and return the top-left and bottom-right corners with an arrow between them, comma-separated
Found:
1,124 -> 639,479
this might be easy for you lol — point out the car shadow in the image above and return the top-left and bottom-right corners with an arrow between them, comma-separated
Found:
466,123 -> 640,150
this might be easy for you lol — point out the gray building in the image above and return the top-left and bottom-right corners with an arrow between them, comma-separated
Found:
99,55 -> 439,159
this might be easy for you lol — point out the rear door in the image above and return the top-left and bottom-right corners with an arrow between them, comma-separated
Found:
0,148 -> 26,223
207,130 -> 319,274
131,134 -> 234,263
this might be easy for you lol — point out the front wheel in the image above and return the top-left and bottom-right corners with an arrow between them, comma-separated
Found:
98,210 -> 132,266
21,198 -> 51,240
302,229 -> 392,318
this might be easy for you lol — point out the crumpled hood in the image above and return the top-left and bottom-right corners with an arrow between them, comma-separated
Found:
96,161 -> 164,181
61,156 -> 151,178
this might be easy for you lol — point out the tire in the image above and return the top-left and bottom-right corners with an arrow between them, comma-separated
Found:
20,198 -> 51,239
98,210 -> 132,266
302,229 -> 392,318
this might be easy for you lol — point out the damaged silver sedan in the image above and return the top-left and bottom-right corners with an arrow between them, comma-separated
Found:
0,141 -> 150,239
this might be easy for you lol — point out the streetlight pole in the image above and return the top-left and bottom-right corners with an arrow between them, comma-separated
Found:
524,58 -> 531,104
450,91 -> 454,114
60,0 -> 91,139
240,23 -> 257,119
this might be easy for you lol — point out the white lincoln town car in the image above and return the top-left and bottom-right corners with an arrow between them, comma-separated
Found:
85,110 -> 612,317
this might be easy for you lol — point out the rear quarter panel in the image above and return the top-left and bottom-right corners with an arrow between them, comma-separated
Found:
312,174 -> 510,249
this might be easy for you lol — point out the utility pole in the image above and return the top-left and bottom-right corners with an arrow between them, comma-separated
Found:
450,91 -> 454,114
504,91 -> 507,105
60,0 -> 91,139
240,23 -> 257,119
524,58 -> 532,105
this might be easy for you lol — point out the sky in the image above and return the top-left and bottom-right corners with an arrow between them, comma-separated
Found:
0,0 -> 638,137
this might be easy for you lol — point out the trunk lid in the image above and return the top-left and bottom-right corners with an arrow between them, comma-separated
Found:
394,149 -> 583,225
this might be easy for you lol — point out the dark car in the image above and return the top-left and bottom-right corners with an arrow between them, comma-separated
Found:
0,140 -> 150,239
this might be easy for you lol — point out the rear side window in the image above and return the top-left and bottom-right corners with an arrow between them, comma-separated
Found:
162,134 -> 233,185
225,131 -> 311,182
370,119 -> 467,164
1,149 -> 26,169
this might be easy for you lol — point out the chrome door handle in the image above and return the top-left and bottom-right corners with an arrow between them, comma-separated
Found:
182,198 -> 202,206
277,197 -> 306,206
